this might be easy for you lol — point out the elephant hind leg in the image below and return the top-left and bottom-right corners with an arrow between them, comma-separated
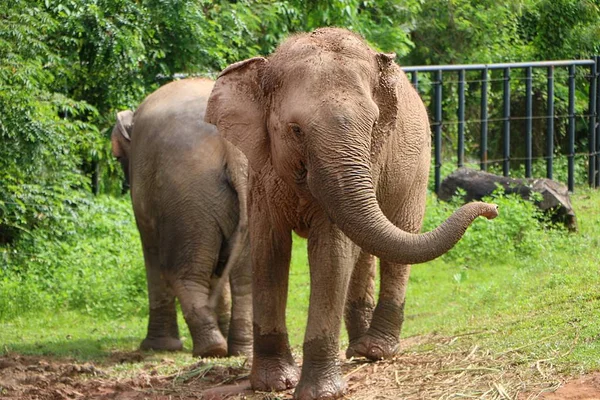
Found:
344,250 -> 376,358
226,249 -> 252,357
139,240 -> 182,352
168,239 -> 228,358
210,275 -> 231,339
345,262 -> 410,361
346,178 -> 426,361
173,277 -> 228,358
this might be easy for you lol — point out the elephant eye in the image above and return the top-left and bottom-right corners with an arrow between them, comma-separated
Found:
289,123 -> 303,138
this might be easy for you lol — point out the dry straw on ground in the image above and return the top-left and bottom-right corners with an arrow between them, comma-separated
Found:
0,333 -> 587,399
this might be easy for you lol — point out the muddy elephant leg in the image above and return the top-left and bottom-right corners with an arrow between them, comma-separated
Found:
344,251 -> 376,357
169,238 -> 228,358
140,244 -> 182,352
346,184 -> 426,361
249,199 -> 299,391
294,215 -> 360,400
348,262 -> 411,360
227,251 -> 253,357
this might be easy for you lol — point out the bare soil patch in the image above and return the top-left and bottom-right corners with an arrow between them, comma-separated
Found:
1,335 -> 597,399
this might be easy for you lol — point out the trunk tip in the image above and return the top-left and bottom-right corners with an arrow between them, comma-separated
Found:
481,203 -> 499,220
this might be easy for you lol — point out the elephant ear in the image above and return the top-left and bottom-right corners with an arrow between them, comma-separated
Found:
205,57 -> 269,173
111,110 -> 133,158
116,110 -> 133,141
371,52 -> 399,160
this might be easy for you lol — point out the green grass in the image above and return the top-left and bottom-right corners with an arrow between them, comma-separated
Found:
1,188 -> 599,375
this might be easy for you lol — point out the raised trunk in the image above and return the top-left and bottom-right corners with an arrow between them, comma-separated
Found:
307,130 -> 497,265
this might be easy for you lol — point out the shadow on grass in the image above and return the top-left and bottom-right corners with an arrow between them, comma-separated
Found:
0,337 -> 189,363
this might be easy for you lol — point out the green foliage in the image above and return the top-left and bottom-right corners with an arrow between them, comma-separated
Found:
518,0 -> 600,60
3,0 -> 599,244
0,196 -> 146,320
2,190 -> 599,376
423,189 -> 555,265
0,0 -> 102,243
406,0 -> 526,65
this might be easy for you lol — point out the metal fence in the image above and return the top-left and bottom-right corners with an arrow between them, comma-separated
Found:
402,57 -> 600,193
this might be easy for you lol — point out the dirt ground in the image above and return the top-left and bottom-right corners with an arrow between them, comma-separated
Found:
1,336 -> 599,400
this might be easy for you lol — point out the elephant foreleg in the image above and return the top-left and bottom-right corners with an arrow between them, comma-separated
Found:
294,215 -> 360,400
249,196 -> 299,392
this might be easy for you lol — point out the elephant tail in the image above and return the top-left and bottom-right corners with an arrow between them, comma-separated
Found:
208,142 -> 250,310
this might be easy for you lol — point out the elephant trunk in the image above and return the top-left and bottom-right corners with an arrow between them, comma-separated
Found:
306,124 -> 498,265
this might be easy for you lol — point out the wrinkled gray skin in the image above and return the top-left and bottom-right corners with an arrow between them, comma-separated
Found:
439,167 -> 578,231
205,28 -> 498,399
111,78 -> 252,357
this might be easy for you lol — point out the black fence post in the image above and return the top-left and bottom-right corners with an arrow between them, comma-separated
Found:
401,59 -> 598,190
503,68 -> 511,176
589,59 -> 598,187
480,68 -> 488,171
547,66 -> 554,180
434,70 -> 443,193
411,71 -> 418,92
457,69 -> 465,167
525,67 -> 533,178
567,65 -> 576,192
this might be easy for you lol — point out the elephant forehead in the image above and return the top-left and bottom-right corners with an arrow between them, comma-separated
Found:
266,54 -> 374,101
275,28 -> 373,60
267,33 -> 375,86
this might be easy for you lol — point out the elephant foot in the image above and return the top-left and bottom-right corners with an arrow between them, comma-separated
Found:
192,337 -> 228,358
345,334 -> 399,361
192,329 -> 228,358
294,374 -> 346,400
296,336 -> 346,399
250,356 -> 300,391
140,336 -> 183,352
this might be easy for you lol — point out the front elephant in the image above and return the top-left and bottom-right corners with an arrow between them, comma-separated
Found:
110,78 -> 252,358
206,28 -> 497,399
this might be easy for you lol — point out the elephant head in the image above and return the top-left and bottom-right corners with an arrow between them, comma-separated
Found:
110,110 -> 134,184
206,28 -> 497,265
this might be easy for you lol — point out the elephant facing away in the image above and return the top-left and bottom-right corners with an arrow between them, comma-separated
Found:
111,78 -> 252,358
206,28 -> 497,399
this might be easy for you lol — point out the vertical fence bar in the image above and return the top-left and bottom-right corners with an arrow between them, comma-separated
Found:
411,71 -> 419,92
480,68 -> 488,171
503,68 -> 511,176
596,56 -> 600,187
547,66 -> 555,179
525,67 -> 533,178
568,65 -> 576,192
589,60 -> 597,187
434,70 -> 443,193
457,69 -> 465,167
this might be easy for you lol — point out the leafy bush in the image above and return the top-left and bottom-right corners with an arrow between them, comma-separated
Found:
422,190 -> 566,265
0,0 -> 102,243
0,196 -> 145,320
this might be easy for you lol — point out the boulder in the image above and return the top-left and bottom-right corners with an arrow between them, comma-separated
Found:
439,167 -> 577,232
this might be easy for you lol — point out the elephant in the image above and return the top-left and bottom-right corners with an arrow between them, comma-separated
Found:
205,28 -> 498,399
110,78 -> 252,358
